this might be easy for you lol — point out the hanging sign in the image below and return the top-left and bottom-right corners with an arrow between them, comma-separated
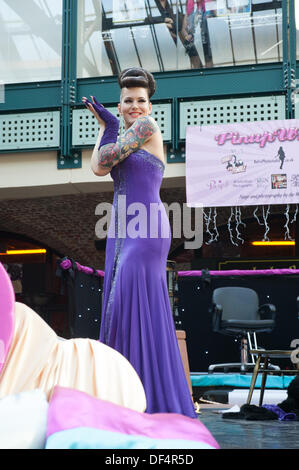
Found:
186,119 -> 299,208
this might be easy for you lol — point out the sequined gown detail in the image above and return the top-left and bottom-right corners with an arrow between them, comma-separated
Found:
100,149 -> 196,418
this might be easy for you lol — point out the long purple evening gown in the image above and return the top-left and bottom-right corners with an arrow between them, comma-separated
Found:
100,149 -> 196,419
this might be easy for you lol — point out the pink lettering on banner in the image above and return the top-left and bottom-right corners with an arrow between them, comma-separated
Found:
278,128 -> 288,142
215,132 -> 232,145
287,128 -> 298,141
215,127 -> 299,148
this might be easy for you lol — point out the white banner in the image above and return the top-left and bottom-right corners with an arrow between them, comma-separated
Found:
186,119 -> 299,208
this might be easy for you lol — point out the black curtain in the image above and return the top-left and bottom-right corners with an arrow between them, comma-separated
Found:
56,259 -> 102,339
179,273 -> 299,372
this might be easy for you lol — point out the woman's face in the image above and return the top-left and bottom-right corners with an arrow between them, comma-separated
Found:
119,87 -> 152,129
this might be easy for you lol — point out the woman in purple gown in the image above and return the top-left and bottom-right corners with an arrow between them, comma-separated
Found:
83,68 -> 196,419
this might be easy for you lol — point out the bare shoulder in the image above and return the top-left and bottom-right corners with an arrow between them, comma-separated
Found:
139,117 -> 164,163
133,115 -> 159,135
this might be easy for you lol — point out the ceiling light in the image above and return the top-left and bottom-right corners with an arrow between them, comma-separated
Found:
251,241 -> 295,246
0,249 -> 47,255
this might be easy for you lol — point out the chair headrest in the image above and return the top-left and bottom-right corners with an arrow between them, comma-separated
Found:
0,263 -> 15,375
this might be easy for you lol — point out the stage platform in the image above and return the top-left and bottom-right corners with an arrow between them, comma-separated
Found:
191,372 -> 295,389
190,372 -> 295,406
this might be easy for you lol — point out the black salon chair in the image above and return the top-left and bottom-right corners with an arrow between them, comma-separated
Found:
208,287 -> 278,373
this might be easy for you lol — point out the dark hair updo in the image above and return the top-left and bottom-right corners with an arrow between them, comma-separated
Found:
118,67 -> 156,99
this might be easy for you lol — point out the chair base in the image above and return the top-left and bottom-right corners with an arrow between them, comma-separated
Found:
208,362 -> 256,374
247,349 -> 299,406
208,362 -> 280,374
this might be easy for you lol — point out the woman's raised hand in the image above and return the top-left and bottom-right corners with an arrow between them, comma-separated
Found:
82,96 -> 120,148
82,96 -> 119,131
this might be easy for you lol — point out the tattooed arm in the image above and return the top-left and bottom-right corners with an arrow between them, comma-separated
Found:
91,116 -> 158,176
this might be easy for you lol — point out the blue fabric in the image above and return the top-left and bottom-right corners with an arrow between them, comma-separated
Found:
191,374 -> 296,389
45,427 -> 215,450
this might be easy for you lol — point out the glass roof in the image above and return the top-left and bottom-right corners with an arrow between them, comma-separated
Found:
0,1 -> 288,84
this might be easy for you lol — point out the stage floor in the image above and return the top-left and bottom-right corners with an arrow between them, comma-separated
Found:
192,372 -> 299,449
198,407 -> 299,449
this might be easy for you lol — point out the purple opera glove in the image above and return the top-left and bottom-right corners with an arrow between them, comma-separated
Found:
84,96 -> 119,148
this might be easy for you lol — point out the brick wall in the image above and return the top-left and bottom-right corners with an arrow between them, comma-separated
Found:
0,187 -> 190,270
0,189 -> 291,271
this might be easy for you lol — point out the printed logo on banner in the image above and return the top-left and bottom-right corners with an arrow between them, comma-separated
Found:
271,174 -> 287,190
291,174 -> 299,187
256,177 -> 269,188
222,154 -> 246,173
